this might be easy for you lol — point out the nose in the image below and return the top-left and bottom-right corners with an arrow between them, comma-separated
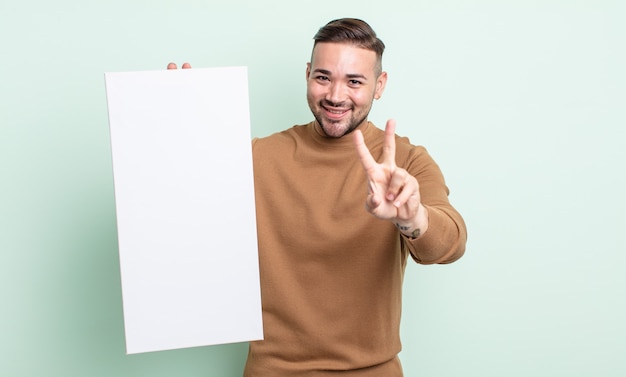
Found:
325,82 -> 345,105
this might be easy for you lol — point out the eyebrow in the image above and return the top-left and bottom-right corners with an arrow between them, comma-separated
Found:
312,69 -> 368,81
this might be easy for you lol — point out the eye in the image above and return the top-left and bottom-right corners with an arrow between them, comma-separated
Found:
315,75 -> 330,81
348,79 -> 362,86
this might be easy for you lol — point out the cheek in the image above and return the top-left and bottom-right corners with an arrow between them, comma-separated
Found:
306,84 -> 325,101
351,91 -> 374,107
306,87 -> 319,107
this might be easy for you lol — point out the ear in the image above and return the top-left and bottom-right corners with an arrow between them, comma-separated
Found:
306,62 -> 311,80
374,71 -> 388,100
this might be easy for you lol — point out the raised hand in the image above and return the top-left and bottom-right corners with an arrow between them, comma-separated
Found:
353,119 -> 428,238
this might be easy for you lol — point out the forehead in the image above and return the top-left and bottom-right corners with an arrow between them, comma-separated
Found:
310,42 -> 378,74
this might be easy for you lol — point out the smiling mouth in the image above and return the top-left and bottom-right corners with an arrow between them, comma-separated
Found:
323,105 -> 350,119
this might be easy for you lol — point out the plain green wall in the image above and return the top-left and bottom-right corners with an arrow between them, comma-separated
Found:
2,1 -> 625,376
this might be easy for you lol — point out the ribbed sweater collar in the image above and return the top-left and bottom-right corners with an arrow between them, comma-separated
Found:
306,120 -> 376,149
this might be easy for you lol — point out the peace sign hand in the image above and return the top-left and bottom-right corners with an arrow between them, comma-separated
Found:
353,119 -> 429,238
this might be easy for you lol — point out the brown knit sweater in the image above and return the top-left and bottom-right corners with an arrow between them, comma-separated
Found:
244,121 -> 466,376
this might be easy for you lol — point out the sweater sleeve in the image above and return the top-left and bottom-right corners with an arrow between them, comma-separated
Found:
399,144 -> 467,264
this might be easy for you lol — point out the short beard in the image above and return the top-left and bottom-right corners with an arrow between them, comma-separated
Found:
313,114 -> 367,138
310,100 -> 369,138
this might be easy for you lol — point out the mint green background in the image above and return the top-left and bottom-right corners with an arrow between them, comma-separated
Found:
2,1 -> 625,376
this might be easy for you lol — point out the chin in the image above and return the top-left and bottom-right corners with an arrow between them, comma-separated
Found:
320,122 -> 352,138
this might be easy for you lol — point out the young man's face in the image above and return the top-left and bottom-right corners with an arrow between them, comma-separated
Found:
306,42 -> 387,138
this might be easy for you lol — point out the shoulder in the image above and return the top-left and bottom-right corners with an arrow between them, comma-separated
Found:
364,122 -> 425,153
396,136 -> 428,159
361,122 -> 431,165
253,125 -> 301,146
391,133 -> 436,172
252,123 -> 310,157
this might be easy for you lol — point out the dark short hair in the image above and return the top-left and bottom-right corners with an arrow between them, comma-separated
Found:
312,18 -> 385,73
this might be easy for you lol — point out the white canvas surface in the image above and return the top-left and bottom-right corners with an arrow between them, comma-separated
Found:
105,67 -> 263,354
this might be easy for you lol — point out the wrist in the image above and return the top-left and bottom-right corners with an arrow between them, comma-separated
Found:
394,203 -> 429,239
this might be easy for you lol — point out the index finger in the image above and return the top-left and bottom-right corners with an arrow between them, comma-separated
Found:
382,119 -> 397,168
353,129 -> 377,172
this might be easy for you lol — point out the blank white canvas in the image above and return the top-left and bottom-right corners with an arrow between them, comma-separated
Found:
105,67 -> 263,354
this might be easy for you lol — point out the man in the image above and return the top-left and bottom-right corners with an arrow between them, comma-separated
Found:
169,18 -> 466,377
